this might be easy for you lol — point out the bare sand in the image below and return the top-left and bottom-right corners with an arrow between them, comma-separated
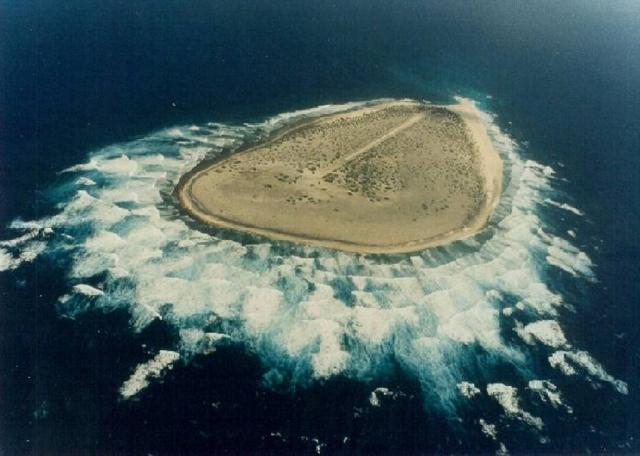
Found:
176,98 -> 503,254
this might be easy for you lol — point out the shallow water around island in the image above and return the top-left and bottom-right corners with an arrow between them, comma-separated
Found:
0,100 -> 628,454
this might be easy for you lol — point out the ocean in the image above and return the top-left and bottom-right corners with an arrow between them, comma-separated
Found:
1,1 -> 639,454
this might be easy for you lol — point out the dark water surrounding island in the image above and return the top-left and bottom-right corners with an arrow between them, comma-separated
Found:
1,1 -> 639,454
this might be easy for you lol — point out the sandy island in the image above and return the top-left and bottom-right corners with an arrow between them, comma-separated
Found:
175,98 -> 503,254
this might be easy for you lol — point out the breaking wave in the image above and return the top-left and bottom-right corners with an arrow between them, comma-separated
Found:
0,100 -> 627,449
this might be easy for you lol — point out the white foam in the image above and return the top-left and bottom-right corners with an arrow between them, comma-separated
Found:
548,350 -> 628,395
243,287 -> 284,333
1,99 -> 621,421
548,351 -> 577,375
546,237 -> 594,277
165,127 -> 184,138
76,177 -> 96,186
457,381 -> 481,399
479,418 -> 498,440
544,199 -> 584,216
120,350 -> 180,399
72,284 -> 104,297
514,320 -> 568,348
85,231 -> 126,252
478,419 -> 510,456
0,249 -> 16,271
487,383 -> 543,430
352,305 -> 419,345
369,387 -> 393,407
9,219 -> 47,230
0,226 -> 52,271
179,329 -> 229,356
18,242 -> 46,265
0,229 -> 41,247
528,380 -> 572,413
502,307 -> 514,317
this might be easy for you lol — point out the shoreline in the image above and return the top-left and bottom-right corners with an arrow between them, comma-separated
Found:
175,99 -> 503,254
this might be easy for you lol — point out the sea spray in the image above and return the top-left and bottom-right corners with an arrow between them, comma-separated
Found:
0,101 -> 626,444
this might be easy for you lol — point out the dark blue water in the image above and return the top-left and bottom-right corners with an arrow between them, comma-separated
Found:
2,1 -> 639,454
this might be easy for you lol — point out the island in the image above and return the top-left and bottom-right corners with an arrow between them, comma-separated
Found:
175,98 -> 503,254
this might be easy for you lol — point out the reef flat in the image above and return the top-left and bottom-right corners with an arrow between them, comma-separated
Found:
177,98 -> 502,253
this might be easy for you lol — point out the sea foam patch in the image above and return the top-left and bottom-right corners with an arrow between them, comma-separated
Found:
120,350 -> 180,399
0,100 -> 626,434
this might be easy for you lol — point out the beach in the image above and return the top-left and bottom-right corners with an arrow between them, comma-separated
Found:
176,98 -> 503,253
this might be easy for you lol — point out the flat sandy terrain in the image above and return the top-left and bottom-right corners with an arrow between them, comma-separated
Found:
176,99 -> 503,253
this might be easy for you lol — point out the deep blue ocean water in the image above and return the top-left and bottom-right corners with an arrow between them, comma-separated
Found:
1,1 -> 639,454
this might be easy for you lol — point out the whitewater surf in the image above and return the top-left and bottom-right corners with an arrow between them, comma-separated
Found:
0,100 -> 626,452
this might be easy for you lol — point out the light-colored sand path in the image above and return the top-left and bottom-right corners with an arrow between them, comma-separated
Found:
319,112 -> 425,177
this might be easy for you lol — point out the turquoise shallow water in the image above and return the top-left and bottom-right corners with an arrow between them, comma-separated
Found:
1,1 -> 639,454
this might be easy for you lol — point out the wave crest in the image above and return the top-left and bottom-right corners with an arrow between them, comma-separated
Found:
0,101 -> 626,439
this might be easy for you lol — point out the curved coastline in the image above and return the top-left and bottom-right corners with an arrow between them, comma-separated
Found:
175,98 -> 503,254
